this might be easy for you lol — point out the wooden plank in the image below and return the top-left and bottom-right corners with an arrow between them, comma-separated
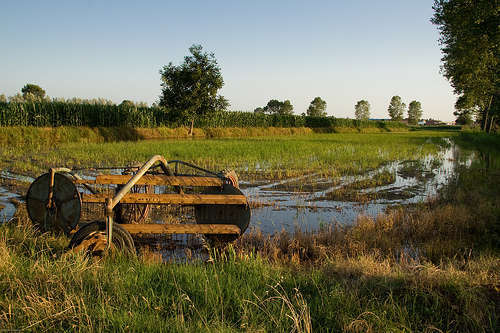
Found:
74,175 -> 223,187
81,193 -> 248,205
121,223 -> 241,235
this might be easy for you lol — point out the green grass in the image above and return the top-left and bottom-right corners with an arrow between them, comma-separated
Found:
1,214 -> 497,332
1,130 -> 453,178
0,130 -> 498,331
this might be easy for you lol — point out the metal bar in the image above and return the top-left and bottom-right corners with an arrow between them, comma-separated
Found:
47,167 -> 98,194
121,223 -> 241,235
82,193 -> 248,205
74,175 -> 224,187
46,168 -> 56,209
110,155 -> 172,210
167,160 -> 220,177
105,198 -> 113,251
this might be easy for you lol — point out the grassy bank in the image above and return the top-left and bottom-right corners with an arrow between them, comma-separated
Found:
0,125 -> 409,149
455,131 -> 500,150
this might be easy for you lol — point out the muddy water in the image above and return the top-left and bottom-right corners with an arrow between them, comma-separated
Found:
0,171 -> 34,221
0,140 -> 474,235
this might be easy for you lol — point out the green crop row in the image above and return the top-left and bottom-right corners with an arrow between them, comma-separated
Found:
0,101 -> 407,129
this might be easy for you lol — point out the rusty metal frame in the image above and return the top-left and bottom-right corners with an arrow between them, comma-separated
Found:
103,155 -> 173,250
44,155 -> 247,252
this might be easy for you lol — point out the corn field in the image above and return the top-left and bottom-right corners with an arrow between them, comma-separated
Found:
0,101 -> 407,129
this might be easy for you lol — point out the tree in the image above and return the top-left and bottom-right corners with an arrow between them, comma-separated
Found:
306,97 -> 327,117
159,44 -> 229,134
254,107 -> 265,114
0,94 -> 6,103
262,99 -> 294,115
432,0 -> 499,131
354,100 -> 370,120
120,100 -> 135,108
453,109 -> 474,126
407,101 -> 423,125
387,96 -> 406,121
280,100 -> 293,115
21,83 -> 45,100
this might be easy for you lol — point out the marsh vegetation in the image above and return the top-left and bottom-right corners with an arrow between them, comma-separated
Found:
0,130 -> 498,331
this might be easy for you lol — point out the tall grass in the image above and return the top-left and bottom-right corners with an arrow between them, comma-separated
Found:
0,207 -> 497,331
0,101 -> 407,130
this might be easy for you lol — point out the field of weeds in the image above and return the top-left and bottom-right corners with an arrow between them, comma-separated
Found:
0,156 -> 498,331
0,130 -> 498,331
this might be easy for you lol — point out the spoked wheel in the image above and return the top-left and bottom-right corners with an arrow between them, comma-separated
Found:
114,185 -> 153,224
68,221 -> 135,256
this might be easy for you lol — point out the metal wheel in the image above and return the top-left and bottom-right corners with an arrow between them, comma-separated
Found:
26,172 -> 81,236
195,184 -> 251,244
68,221 -> 135,256
114,184 -> 153,224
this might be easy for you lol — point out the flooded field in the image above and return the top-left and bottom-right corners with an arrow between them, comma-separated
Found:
244,139 -> 473,233
0,139 -> 473,236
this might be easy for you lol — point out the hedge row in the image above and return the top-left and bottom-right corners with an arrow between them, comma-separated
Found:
0,102 -> 407,129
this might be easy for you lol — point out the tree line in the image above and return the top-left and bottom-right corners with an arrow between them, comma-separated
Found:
1,1 -> 495,131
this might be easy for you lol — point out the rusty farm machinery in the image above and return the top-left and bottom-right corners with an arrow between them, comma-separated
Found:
25,155 -> 250,255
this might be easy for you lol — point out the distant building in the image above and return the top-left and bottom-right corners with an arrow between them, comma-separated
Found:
424,119 -> 445,126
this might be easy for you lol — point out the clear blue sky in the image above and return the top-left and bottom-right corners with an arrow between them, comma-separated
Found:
0,0 -> 456,121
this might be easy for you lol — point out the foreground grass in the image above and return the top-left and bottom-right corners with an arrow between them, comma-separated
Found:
1,133 -> 499,332
1,130 -> 452,178
0,214 -> 497,332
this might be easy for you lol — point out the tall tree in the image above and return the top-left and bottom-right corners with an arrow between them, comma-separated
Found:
408,101 -> 423,125
432,0 -> 499,131
453,109 -> 474,126
263,99 -> 294,115
354,100 -> 370,120
120,100 -> 135,108
21,83 -> 45,100
159,44 -> 229,134
306,97 -> 327,117
387,96 -> 406,121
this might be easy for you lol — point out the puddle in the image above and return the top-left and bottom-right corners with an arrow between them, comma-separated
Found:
0,170 -> 35,183
0,187 -> 21,222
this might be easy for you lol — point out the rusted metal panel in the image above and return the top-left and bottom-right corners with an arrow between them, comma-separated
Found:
74,175 -> 223,187
195,184 -> 251,241
121,223 -> 241,235
81,193 -> 248,205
